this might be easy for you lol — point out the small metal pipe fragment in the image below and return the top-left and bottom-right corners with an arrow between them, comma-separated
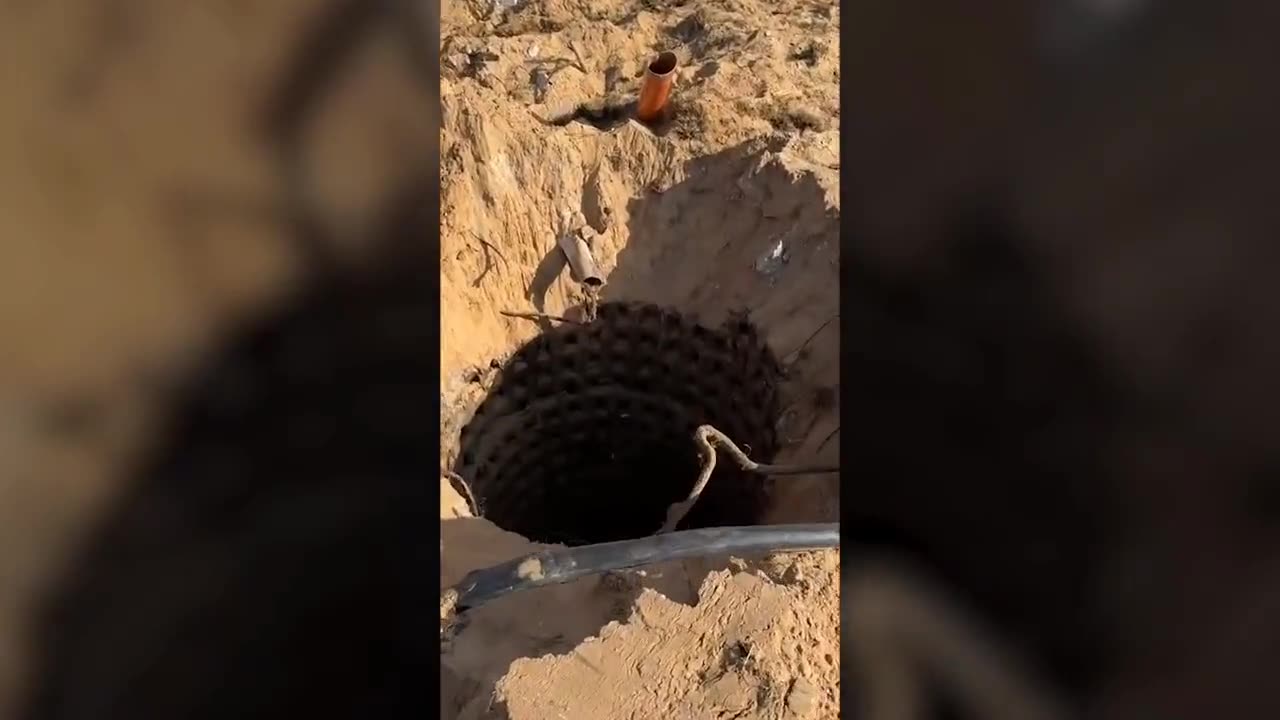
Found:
636,51 -> 678,123
557,227 -> 604,287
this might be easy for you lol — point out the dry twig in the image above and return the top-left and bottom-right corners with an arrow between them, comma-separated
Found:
782,313 -> 839,363
499,309 -> 583,325
816,425 -> 840,453
470,231 -> 509,264
470,232 -> 509,287
659,424 -> 840,533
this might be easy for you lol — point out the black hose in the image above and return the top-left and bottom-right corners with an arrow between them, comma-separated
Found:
451,523 -> 839,611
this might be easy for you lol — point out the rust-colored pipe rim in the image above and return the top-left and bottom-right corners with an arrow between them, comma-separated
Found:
636,51 -> 678,124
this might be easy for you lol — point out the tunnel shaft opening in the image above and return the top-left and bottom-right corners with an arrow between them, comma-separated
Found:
456,302 -> 783,546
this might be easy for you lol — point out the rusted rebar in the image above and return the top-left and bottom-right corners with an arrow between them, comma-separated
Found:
659,424 -> 840,533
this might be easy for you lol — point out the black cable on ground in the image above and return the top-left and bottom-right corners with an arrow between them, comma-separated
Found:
451,523 -> 839,611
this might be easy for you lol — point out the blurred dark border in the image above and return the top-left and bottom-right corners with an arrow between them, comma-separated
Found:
840,0 -> 1280,717
19,1 -> 444,718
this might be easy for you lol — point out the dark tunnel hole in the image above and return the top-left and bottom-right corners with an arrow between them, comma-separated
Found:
455,301 -> 784,545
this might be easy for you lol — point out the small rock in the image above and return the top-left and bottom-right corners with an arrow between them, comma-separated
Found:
604,65 -> 622,92
671,12 -> 707,44
446,53 -> 470,73
754,238 -> 790,278
530,66 -> 551,102
786,677 -> 819,716
789,41 -> 825,66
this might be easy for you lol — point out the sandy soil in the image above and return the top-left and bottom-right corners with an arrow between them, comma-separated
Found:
436,0 -> 841,718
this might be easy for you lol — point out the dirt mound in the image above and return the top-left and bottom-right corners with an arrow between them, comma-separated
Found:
489,553 -> 840,720
438,0 -> 841,716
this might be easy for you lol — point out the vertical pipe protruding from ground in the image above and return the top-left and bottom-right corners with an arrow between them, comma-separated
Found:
636,51 -> 678,124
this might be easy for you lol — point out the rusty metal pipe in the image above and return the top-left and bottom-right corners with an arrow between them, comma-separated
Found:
635,51 -> 678,123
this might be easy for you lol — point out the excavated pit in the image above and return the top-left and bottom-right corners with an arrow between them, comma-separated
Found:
455,301 -> 783,545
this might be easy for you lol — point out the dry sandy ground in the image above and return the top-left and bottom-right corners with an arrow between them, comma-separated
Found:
436,0 -> 840,718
